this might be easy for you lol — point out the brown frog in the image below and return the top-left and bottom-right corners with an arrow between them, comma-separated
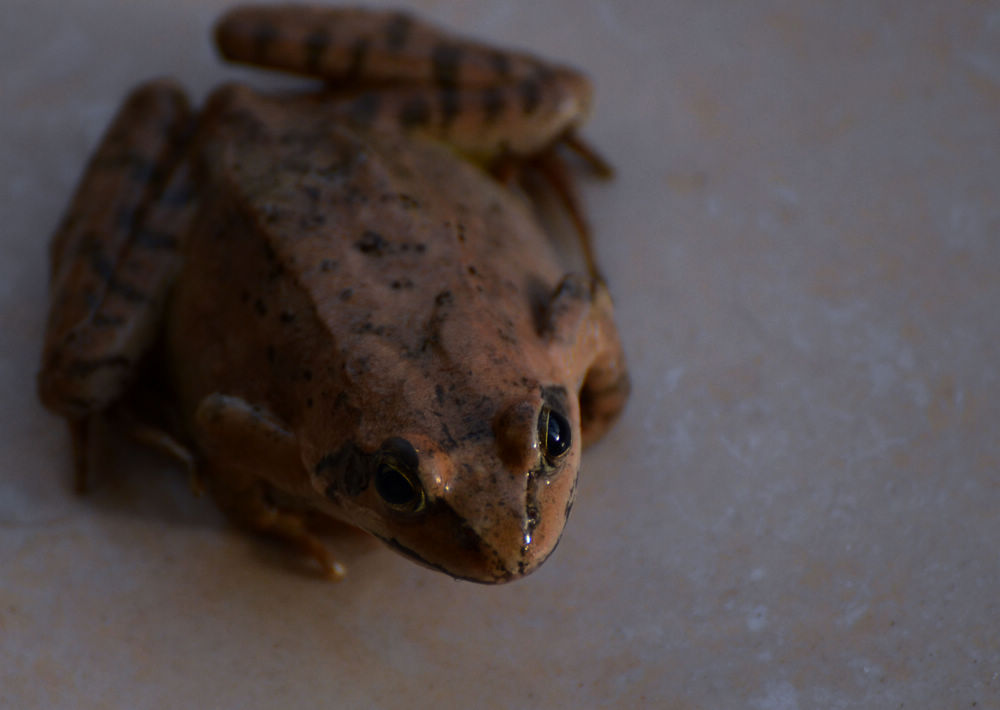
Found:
37,5 -> 629,583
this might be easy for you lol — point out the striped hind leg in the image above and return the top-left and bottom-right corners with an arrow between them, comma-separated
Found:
213,5 -> 594,159
39,79 -> 197,489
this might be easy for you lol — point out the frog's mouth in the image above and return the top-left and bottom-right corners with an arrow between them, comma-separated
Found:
365,490 -> 569,584
376,515 -> 564,585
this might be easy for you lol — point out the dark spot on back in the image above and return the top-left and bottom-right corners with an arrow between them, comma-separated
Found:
254,298 -> 267,316
340,288 -> 353,301
434,290 -> 453,307
266,345 -> 276,364
398,193 -> 420,210
356,229 -> 388,255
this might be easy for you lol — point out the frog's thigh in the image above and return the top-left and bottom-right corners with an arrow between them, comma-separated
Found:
193,394 -> 345,579
215,5 -> 591,157
39,79 -> 194,419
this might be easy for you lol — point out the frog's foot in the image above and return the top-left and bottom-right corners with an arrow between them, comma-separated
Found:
561,131 -> 614,179
207,468 -> 346,580
192,394 -> 344,579
252,507 -> 347,581
214,5 -> 593,159
490,131 -> 613,281
525,137 -> 603,281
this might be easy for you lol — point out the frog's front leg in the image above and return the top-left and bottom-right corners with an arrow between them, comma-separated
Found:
193,394 -> 346,580
214,5 -> 593,159
38,80 -> 197,490
544,275 -> 630,446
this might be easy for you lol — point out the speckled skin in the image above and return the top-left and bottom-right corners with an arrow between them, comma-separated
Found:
38,5 -> 628,583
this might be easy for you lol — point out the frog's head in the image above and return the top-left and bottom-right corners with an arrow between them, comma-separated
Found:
309,383 -> 581,583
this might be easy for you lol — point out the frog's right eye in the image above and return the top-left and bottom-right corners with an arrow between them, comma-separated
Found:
374,459 -> 425,513
538,405 -> 572,465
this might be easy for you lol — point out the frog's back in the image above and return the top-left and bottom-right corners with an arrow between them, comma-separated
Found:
168,85 -> 567,427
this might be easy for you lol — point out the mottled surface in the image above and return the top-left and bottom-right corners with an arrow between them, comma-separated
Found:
2,1 -> 998,707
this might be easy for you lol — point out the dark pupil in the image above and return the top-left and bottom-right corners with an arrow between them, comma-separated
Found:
375,464 -> 416,506
545,409 -> 571,458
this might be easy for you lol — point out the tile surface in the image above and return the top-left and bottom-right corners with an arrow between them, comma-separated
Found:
2,1 -> 998,707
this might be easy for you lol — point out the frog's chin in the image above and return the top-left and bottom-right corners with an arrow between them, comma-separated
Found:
377,531 -> 562,584
364,501 -> 569,584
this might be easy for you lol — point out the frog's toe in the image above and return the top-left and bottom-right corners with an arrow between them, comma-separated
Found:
255,507 -> 347,581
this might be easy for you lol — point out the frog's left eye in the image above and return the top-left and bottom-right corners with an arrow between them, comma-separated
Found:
539,405 -> 572,464
375,461 -> 425,513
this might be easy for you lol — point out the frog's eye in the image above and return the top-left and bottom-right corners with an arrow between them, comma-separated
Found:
374,459 -> 425,513
539,405 -> 572,464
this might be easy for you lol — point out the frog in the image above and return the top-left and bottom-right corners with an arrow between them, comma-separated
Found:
37,5 -> 629,584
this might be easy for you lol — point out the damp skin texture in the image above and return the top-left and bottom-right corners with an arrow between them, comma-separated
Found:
38,5 -> 629,584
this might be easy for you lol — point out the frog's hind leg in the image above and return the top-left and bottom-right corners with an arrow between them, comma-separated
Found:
214,5 -> 593,159
38,79 -> 197,490
215,5 -> 554,89
520,143 -> 611,281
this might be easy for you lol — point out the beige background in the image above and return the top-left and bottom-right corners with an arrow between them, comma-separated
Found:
3,1 -> 999,707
